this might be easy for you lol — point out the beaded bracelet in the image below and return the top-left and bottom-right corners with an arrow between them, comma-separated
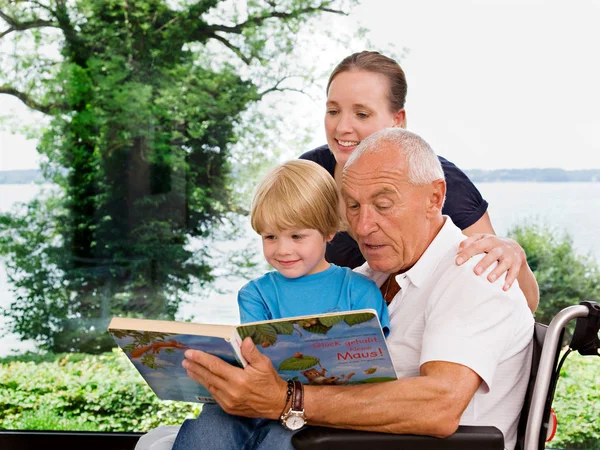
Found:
279,379 -> 294,418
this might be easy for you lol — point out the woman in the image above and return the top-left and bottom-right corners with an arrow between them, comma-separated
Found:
300,51 -> 539,312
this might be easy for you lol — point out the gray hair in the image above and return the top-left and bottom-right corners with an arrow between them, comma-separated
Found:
345,128 -> 445,185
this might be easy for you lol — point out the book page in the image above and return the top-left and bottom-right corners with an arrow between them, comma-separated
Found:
108,317 -> 235,339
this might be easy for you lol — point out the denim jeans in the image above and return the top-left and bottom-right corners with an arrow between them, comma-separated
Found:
171,403 -> 298,450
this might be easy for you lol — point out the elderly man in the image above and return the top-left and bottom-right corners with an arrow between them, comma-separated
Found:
138,128 -> 534,450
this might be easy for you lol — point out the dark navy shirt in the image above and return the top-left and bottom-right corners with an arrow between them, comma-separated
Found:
299,144 -> 489,269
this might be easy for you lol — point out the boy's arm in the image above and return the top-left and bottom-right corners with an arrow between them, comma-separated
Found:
238,282 -> 271,323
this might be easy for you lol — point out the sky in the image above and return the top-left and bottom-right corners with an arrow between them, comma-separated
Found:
1,0 -> 599,171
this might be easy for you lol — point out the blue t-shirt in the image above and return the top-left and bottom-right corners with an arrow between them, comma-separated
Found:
299,144 -> 489,269
238,264 -> 390,335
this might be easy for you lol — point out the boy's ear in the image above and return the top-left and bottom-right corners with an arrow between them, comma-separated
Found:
326,232 -> 336,243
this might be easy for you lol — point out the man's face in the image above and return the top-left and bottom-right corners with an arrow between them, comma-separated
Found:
342,148 -> 433,274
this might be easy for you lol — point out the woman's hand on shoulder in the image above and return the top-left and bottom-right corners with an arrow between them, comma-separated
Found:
456,234 -> 526,291
458,212 -> 539,313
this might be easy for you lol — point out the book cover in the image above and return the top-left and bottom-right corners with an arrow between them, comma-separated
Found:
236,310 -> 397,387
108,309 -> 396,403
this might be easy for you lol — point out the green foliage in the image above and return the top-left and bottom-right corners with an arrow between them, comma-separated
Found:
0,0 -> 354,353
343,312 -> 376,327
270,322 -> 295,335
251,324 -> 279,346
551,353 -> 600,449
6,407 -> 99,432
509,222 -> 600,331
278,355 -> 320,371
0,350 -> 200,432
358,377 -> 397,384
301,321 -> 330,334
237,313 -> 377,348
319,315 -> 343,327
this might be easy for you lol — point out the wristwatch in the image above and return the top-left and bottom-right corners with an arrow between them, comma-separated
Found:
280,380 -> 307,431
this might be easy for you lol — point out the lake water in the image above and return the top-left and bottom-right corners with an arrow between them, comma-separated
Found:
1,182 -> 599,356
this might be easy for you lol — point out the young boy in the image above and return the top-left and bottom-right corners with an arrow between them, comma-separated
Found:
162,160 -> 389,450
238,158 -> 390,327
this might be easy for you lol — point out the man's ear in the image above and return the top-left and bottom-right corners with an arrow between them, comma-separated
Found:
392,109 -> 407,128
426,179 -> 446,216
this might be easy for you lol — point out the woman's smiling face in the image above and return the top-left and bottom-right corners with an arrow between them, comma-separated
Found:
325,70 -> 405,167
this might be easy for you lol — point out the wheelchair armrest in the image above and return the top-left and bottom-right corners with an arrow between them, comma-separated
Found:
292,425 -> 504,450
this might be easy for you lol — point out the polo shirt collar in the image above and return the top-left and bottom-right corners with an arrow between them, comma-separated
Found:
398,216 -> 464,289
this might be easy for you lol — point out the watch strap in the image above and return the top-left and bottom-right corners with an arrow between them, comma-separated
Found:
292,380 -> 304,411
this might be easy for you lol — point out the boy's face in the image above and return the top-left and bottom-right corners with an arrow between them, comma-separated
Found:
260,228 -> 333,278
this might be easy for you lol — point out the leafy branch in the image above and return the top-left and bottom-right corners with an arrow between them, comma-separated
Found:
0,9 -> 56,39
0,85 -> 55,114
257,75 -> 310,99
204,3 -> 347,35
200,1 -> 349,64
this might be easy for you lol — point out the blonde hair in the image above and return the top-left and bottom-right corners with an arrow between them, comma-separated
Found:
251,160 -> 340,236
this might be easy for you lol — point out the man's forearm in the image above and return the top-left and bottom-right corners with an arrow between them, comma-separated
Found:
302,371 -> 475,438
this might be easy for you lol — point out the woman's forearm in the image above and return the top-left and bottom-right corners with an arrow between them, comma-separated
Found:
518,262 -> 539,314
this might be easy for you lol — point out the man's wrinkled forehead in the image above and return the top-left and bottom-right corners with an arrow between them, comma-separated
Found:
341,163 -> 372,198
342,169 -> 401,203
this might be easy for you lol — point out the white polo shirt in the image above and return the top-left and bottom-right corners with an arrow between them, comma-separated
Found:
355,216 -> 534,450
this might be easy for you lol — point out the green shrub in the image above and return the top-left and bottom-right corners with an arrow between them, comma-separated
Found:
0,350 -> 200,432
551,353 -> 600,449
509,222 -> 600,332
7,407 -> 99,431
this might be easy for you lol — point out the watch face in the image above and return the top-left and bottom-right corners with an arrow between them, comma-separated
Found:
285,413 -> 306,430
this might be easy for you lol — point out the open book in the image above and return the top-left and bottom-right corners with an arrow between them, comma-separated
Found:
108,309 -> 397,403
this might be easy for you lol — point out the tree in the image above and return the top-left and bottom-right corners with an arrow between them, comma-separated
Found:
0,0 -> 353,353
